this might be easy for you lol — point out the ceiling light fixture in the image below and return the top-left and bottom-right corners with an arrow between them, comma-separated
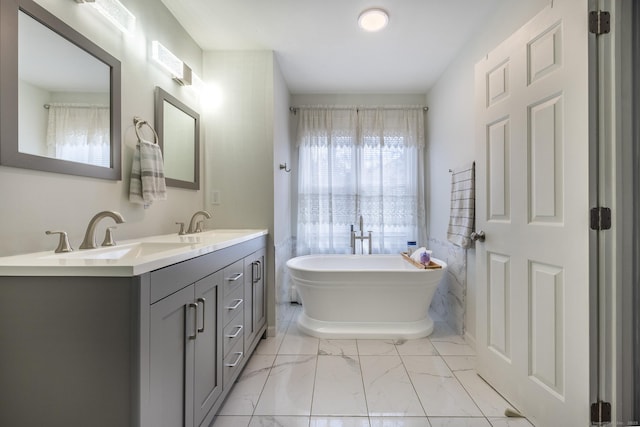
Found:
358,8 -> 389,32
75,0 -> 135,34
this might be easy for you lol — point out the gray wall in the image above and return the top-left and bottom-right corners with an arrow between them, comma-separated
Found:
0,0 -> 205,257
202,51 -> 282,332
273,59 -> 295,326
425,0 -> 550,342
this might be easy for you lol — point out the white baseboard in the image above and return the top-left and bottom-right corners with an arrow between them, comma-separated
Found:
464,331 -> 477,351
266,325 -> 276,338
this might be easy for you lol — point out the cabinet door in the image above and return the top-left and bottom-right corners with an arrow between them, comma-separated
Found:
149,285 -> 195,427
193,271 -> 223,425
244,248 -> 266,349
252,249 -> 267,333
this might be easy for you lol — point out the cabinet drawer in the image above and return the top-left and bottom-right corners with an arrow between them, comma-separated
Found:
223,334 -> 244,388
223,310 -> 244,358
223,284 -> 244,327
223,260 -> 244,296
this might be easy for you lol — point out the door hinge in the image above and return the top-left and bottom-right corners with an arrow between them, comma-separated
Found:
591,400 -> 612,424
589,10 -> 611,35
590,207 -> 612,231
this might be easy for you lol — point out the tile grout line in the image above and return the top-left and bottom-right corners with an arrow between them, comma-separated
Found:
395,343 -> 432,425
354,341 -> 373,426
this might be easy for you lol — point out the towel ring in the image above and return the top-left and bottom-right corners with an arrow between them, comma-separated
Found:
133,116 -> 159,145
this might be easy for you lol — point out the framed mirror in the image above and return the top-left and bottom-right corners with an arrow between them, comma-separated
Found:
0,0 -> 121,180
154,87 -> 200,190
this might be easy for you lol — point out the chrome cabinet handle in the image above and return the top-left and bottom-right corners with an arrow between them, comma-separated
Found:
225,299 -> 243,310
225,351 -> 243,367
225,324 -> 243,339
252,261 -> 260,283
470,230 -> 486,242
197,297 -> 206,333
225,272 -> 243,282
187,302 -> 198,340
256,260 -> 262,281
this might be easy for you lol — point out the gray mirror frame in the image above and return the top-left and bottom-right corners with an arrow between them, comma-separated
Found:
0,0 -> 122,180
154,87 -> 200,190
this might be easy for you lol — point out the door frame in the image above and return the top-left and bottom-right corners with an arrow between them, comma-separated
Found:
595,0 -> 640,423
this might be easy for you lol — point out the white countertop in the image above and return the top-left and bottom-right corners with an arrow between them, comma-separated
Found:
0,229 -> 268,277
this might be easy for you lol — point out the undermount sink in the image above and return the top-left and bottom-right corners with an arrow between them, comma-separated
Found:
193,230 -> 252,241
41,242 -> 193,260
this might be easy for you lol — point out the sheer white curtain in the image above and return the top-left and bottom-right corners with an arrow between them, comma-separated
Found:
296,106 -> 427,255
46,103 -> 110,167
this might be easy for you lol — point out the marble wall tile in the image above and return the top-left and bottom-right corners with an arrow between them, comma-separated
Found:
427,237 -> 467,335
275,237 -> 295,323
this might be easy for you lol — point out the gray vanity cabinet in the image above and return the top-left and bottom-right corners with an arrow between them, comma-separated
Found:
193,271 -> 224,425
149,285 -> 197,427
0,235 -> 267,427
149,271 -> 223,427
244,248 -> 266,350
147,236 -> 266,427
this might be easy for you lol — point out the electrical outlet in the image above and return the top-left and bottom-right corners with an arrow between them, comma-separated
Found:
210,190 -> 221,205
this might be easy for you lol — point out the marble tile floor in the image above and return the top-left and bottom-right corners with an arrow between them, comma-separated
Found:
213,308 -> 532,427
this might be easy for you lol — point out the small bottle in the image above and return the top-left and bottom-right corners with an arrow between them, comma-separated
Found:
420,251 -> 431,265
407,241 -> 417,255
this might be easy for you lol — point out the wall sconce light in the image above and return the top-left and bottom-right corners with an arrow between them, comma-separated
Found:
75,0 -> 135,34
151,40 -> 192,86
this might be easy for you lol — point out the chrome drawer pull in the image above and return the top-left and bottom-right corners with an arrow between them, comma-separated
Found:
225,299 -> 243,310
197,297 -> 206,333
225,351 -> 243,368
252,261 -> 260,283
225,324 -> 243,339
187,303 -> 198,340
226,272 -> 243,282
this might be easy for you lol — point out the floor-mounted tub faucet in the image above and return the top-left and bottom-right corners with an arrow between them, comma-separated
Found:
350,215 -> 372,254
79,210 -> 126,249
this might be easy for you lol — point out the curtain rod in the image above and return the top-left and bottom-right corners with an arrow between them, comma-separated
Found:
43,104 -> 109,109
289,106 -> 429,115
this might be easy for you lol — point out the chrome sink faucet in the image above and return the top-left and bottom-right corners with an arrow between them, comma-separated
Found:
186,210 -> 212,234
350,215 -> 372,254
79,211 -> 126,249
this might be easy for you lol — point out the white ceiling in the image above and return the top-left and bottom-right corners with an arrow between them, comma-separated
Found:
159,0 -> 502,94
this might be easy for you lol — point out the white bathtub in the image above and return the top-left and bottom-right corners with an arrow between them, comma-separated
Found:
286,254 -> 447,339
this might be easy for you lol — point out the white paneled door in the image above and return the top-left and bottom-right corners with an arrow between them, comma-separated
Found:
474,1 -> 590,426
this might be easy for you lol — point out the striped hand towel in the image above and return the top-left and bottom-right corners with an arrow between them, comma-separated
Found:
129,139 -> 167,208
446,162 -> 475,248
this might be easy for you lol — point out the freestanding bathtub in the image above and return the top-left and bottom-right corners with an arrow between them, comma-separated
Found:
286,254 -> 447,339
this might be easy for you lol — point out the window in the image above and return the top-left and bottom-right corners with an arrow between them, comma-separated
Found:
296,107 -> 427,255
